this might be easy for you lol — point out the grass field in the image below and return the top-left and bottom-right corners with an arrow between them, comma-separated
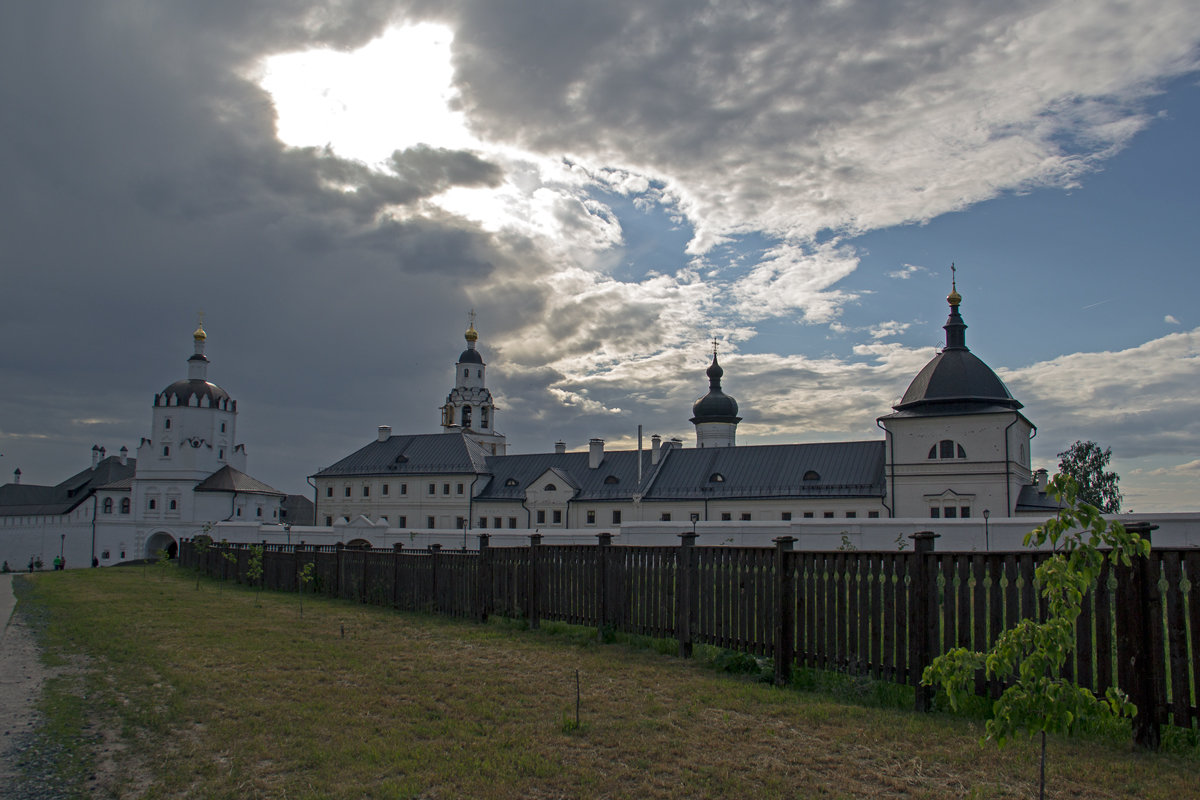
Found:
13,564 -> 1200,799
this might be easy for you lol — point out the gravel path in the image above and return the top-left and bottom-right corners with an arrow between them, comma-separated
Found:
0,574 -> 56,798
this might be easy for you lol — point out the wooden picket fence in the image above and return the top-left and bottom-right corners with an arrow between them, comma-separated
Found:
181,526 -> 1192,746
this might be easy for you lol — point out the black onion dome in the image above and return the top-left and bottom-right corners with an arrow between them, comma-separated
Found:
156,379 -> 234,410
893,289 -> 1020,414
458,348 -> 484,364
690,355 -> 741,423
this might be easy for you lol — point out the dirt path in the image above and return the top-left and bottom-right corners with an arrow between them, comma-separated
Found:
0,574 -> 49,794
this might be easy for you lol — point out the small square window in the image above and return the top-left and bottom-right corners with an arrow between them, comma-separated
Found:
443,483 -> 450,495
382,484 -> 389,496
427,516 -> 436,528
494,517 -> 502,528
362,486 -> 370,497
803,512 -> 814,519
400,484 -> 407,495
845,511 -> 856,519
960,506 -> 971,518
660,513 -> 671,521
868,511 -> 880,519
478,517 -> 487,528
326,487 -> 333,498
537,510 -> 546,524
782,512 -> 792,521
344,486 -> 351,498
721,512 -> 732,521
740,513 -> 751,521
428,483 -> 436,495
508,517 -> 517,529
325,516 -> 333,526
398,516 -> 407,527
930,507 -> 941,519
823,512 -> 834,519
612,510 -> 622,524
457,483 -> 464,494
944,507 -> 958,519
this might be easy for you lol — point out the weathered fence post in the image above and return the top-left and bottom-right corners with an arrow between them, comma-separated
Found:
1119,522 -> 1161,749
429,543 -> 442,615
392,543 -> 404,609
677,532 -> 697,658
596,532 -> 613,641
477,533 -> 492,623
527,534 -> 542,629
909,531 -> 939,711
774,536 -> 797,686
334,542 -> 345,599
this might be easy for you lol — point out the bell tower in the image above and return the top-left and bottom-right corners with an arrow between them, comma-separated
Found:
440,311 -> 507,455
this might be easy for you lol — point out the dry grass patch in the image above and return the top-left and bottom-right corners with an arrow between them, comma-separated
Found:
17,566 -> 1200,799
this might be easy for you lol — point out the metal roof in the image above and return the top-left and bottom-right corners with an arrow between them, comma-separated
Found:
312,432 -> 492,478
0,456 -> 137,516
475,450 -> 658,502
194,465 -> 285,496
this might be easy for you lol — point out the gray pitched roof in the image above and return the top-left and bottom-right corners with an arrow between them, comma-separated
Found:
474,440 -> 885,503
194,465 -> 284,496
0,456 -> 137,516
643,441 -> 885,500
312,432 -> 492,479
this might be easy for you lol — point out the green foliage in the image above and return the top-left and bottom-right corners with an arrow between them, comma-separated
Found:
246,545 -> 265,606
924,474 -> 1148,750
1057,440 -> 1122,513
155,548 -> 171,580
298,561 -> 314,616
192,532 -> 213,590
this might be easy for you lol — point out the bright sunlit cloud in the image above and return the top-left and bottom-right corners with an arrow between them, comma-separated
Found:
259,23 -> 476,166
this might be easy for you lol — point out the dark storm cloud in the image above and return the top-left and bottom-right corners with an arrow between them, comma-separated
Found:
0,1 -> 541,492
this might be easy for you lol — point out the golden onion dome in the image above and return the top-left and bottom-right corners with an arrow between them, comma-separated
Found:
947,289 -> 962,306
193,325 -> 207,341
464,324 -> 478,343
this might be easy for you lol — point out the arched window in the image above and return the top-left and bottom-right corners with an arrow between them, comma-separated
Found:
103,498 -> 113,514
928,440 -> 967,459
709,473 -> 725,483
162,446 -> 170,457
481,406 -> 489,429
604,475 -> 620,484
544,483 -> 557,491
164,418 -> 171,430
120,498 -> 130,514
463,368 -> 469,377
169,499 -> 177,510
505,478 -> 519,487
803,471 -> 820,481
462,405 -> 472,428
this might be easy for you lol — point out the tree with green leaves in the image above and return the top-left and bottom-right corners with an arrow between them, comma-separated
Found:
247,545 -> 265,606
297,561 -> 314,616
922,474 -> 1149,799
1057,440 -> 1121,512
192,532 -> 213,590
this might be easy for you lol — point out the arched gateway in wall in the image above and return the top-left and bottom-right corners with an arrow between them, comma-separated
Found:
145,531 -> 178,559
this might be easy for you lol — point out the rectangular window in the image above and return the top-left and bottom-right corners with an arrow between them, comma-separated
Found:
721,512 -> 732,521
428,483 -> 436,495
456,483 -> 464,495
960,506 -> 971,518
169,499 -> 177,510
398,516 -> 407,527
165,418 -> 171,429
508,517 -> 517,529
494,517 -> 502,528
427,516 -> 435,528
256,507 -> 262,517
148,499 -> 157,510
362,486 -> 370,497
660,513 -> 671,521
220,422 -> 226,433
325,516 -> 333,526
782,512 -> 792,521
326,487 -> 333,498
944,507 -> 958,519
740,513 -> 751,521
823,511 -> 834,519
345,486 -> 351,497
553,509 -> 562,524
537,510 -> 546,524
845,511 -> 856,518
803,511 -> 814,519
612,510 -> 622,524
236,507 -> 241,517
401,484 -> 407,495
586,510 -> 596,525
930,507 -> 941,519
456,517 -> 465,529
382,484 -> 389,496
443,483 -> 450,495
868,511 -> 880,519
478,517 -> 487,528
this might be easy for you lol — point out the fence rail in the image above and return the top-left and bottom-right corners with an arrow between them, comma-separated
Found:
181,528 -> 1192,745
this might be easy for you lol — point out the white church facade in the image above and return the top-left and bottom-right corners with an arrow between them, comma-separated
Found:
304,286 -> 1065,546
0,324 -> 285,570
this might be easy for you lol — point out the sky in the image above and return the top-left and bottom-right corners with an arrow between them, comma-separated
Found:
2,1 -> 1199,512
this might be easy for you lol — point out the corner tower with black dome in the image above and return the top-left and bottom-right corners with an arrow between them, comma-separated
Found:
440,312 -> 507,455
691,346 -> 741,448
878,272 -> 1035,518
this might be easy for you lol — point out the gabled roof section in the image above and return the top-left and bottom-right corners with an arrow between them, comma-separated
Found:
643,441 -> 885,500
194,465 -> 284,496
312,432 -> 491,479
476,450 -> 658,502
0,455 -> 137,517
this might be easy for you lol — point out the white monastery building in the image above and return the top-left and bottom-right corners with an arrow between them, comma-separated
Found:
0,323 -> 286,569
301,284 -> 1089,549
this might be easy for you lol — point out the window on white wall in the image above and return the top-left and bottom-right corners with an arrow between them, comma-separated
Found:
928,439 -> 967,459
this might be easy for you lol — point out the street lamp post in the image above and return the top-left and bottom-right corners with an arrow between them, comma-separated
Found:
982,509 -> 991,551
